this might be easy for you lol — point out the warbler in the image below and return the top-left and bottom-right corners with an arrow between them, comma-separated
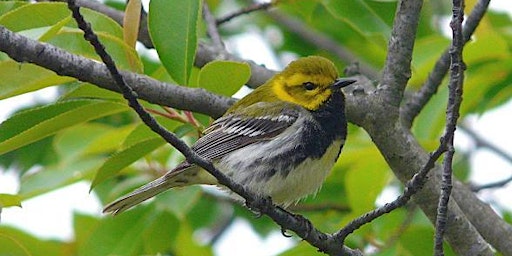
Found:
103,56 -> 355,215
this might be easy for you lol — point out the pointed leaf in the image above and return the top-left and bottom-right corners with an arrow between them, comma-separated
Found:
20,157 -> 103,199
321,0 -> 391,38
148,0 -> 201,85
0,193 -> 22,207
0,61 -> 74,100
0,99 -> 128,155
91,137 -> 166,189
123,0 -> 142,71
0,226 -> 65,256
123,0 -> 141,48
0,2 -> 122,37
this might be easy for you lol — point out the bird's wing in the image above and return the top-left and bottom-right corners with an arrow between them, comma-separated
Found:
192,102 -> 300,161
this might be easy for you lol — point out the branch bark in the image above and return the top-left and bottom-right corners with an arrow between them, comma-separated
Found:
345,79 -> 493,255
401,0 -> 491,128
0,25 -> 233,118
434,0 -> 465,253
379,0 -> 423,106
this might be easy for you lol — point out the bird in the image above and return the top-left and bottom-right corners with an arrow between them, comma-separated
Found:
103,56 -> 356,215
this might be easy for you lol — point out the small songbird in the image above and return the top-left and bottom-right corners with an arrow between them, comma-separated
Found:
103,56 -> 355,215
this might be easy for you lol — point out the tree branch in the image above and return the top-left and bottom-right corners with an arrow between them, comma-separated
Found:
202,2 -> 224,50
379,0 -> 423,106
216,1 -> 274,25
344,80 -> 495,255
459,124 -> 512,164
434,0 -> 465,253
401,0 -> 491,128
0,25 -> 232,118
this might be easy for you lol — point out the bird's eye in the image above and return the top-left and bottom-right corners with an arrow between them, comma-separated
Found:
303,82 -> 316,91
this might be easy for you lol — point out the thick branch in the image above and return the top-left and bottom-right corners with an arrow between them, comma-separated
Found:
0,25 -> 232,118
379,0 -> 423,106
344,81 -> 494,255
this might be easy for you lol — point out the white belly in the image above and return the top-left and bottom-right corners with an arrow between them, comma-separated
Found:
217,139 -> 343,207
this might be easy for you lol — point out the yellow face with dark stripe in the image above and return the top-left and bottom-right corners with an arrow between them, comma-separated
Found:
271,56 -> 339,110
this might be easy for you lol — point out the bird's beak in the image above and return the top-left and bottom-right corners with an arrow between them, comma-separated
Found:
332,78 -> 356,89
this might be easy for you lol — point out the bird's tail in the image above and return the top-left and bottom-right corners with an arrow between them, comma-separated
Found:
103,163 -> 196,215
102,175 -> 174,215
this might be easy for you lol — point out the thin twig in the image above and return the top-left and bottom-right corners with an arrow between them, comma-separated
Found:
203,2 -> 224,49
459,124 -> 512,191
65,1 -> 361,254
379,0 -> 423,105
471,176 -> 512,192
401,0 -> 490,128
459,124 -> 512,164
434,0 -> 465,254
216,1 -> 275,25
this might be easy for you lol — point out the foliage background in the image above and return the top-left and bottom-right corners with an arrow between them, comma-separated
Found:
0,0 -> 511,255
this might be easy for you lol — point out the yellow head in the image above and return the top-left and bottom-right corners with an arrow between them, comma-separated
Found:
271,56 -> 340,110
228,56 -> 354,114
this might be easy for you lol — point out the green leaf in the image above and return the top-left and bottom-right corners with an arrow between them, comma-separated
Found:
280,0 -> 320,21
0,99 -> 129,155
0,226 -> 66,256
0,2 -> 122,37
142,211 -> 180,254
321,0 -> 391,38
0,136 -> 57,174
0,193 -> 22,207
20,157 -> 102,199
91,115 -> 183,189
77,206 -> 154,256
60,83 -> 124,101
341,130 -> 390,216
121,116 -> 180,148
0,2 -> 70,32
38,15 -> 72,42
53,123 -> 134,161
148,0 -> 201,85
175,220 -> 213,256
0,2 -> 27,17
0,61 -> 74,100
91,137 -> 166,189
409,35 -> 450,87
197,61 -> 251,96
73,212 -> 101,249
156,186 -> 203,220
47,29 -> 143,72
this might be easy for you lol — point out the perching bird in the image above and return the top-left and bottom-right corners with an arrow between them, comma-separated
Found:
103,56 -> 355,215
